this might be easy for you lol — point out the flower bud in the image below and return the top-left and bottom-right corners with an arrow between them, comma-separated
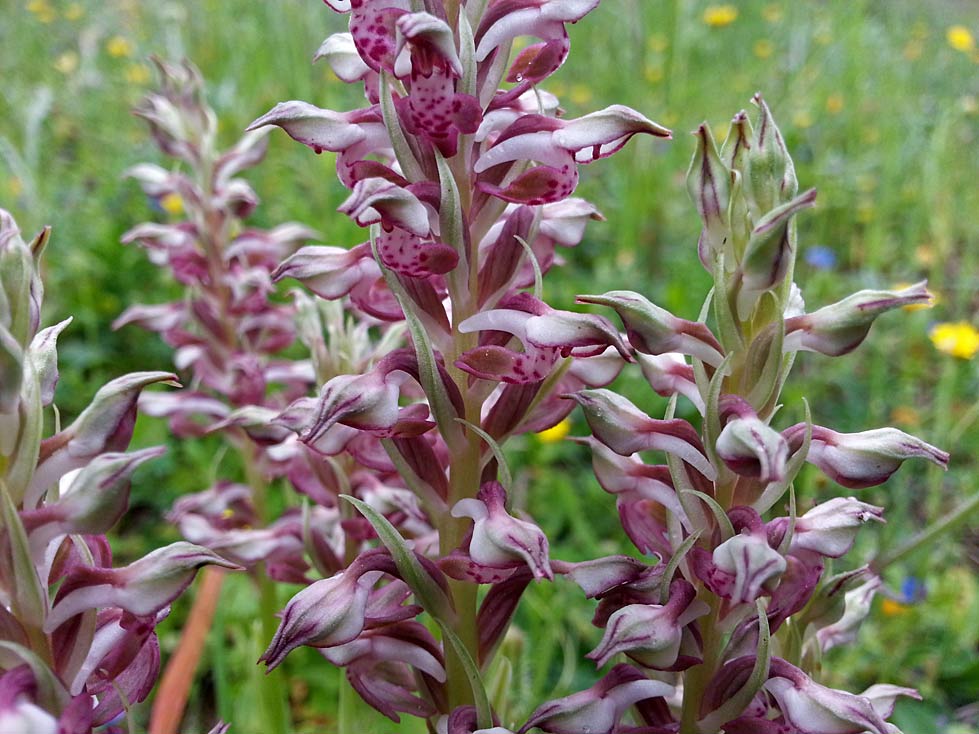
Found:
744,94 -> 798,215
816,575 -> 881,652
686,122 -> 731,268
789,497 -> 884,558
716,413 -> 789,483
45,542 -> 240,632
696,532 -> 786,604
586,579 -> 707,669
452,482 -> 552,581
518,664 -> 673,734
568,390 -> 715,480
577,290 -> 725,367
784,424 -> 949,489
261,568 -> 378,670
784,282 -> 932,356
765,659 -> 891,734
28,372 -> 179,508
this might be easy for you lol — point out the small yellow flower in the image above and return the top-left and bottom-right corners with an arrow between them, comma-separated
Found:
106,35 -> 135,58
647,33 -> 669,53
6,177 -> 23,198
125,63 -> 151,85
53,51 -> 79,75
703,5 -> 738,28
960,94 -> 979,115
930,321 -> 979,359
855,199 -> 875,224
890,406 -> 921,427
27,0 -> 56,23
569,84 -> 593,106
536,418 -> 571,444
791,110 -> 813,129
826,93 -> 844,115
892,283 -> 936,312
753,39 -> 775,59
643,65 -> 664,84
881,598 -> 908,617
761,4 -> 783,23
65,2 -> 83,20
914,244 -> 936,267
160,193 -> 184,216
947,25 -> 975,53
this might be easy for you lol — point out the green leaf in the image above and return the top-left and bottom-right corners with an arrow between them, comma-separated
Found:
379,72 -> 425,182
455,418 -> 512,491
658,530 -> 702,605
680,489 -> 734,541
439,622 -> 494,730
0,641 -> 69,714
514,235 -> 543,302
340,494 -> 454,623
0,479 -> 46,624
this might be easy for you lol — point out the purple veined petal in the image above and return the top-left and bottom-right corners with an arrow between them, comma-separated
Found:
636,353 -> 705,414
273,243 -> 381,301
88,625 -> 162,725
518,663 -> 673,734
395,12 -> 463,77
45,542 -> 240,632
475,129 -> 570,173
247,101 -> 368,155
553,105 -> 672,163
27,372 -> 179,509
716,414 -> 789,483
452,482 -> 552,580
524,310 -> 630,358
789,497 -> 884,558
324,0 -> 352,11
476,89 -> 560,143
347,0 -> 410,72
0,669 -> 59,734
783,281 -> 933,357
28,317 -> 71,407
479,162 -> 579,205
784,424 -> 949,490
474,0 -> 599,64
339,179 -> 432,237
112,302 -> 185,334
697,532 -> 787,604
765,660 -> 892,734
376,226 -> 459,278
506,38 -> 570,84
538,197 -> 604,246
815,575 -> 881,652
859,685 -> 921,719
314,32 -> 372,82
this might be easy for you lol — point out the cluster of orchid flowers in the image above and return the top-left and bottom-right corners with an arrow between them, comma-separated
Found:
0,207 -> 236,733
0,1 -> 953,733
236,1 -> 949,733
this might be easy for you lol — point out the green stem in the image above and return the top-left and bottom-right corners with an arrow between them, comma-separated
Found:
871,488 -> 979,573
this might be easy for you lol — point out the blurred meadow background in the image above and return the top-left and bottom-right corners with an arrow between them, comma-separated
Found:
3,0 -> 979,731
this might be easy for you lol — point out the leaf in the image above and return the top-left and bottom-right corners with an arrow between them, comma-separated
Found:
514,235 -> 543,302
658,530 -> 702,605
0,641 -> 69,714
438,622 -> 494,730
340,494 -> 454,623
379,72 -> 425,182
680,489 -> 734,541
0,479 -> 46,624
455,418 -> 512,491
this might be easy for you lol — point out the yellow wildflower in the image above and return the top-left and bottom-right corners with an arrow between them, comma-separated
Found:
643,66 -> 664,84
124,63 -> 151,85
536,418 -> 571,444
826,93 -> 844,115
65,3 -> 83,20
914,244 -> 936,267
960,95 -> 979,115
7,177 -> 23,198
880,598 -> 908,617
761,4 -> 783,23
855,199 -> 875,224
53,51 -> 79,75
569,84 -> 593,106
160,193 -> 184,216
930,321 -> 979,359
791,110 -> 813,129
753,39 -> 775,59
26,0 -> 56,23
890,406 -> 921,427
703,5 -> 738,28
947,25 -> 975,53
647,33 -> 669,53
106,35 -> 135,58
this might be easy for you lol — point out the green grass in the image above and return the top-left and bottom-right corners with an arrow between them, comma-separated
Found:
3,0 -> 979,731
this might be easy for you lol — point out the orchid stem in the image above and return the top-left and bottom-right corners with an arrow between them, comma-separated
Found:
871,488 -> 979,573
